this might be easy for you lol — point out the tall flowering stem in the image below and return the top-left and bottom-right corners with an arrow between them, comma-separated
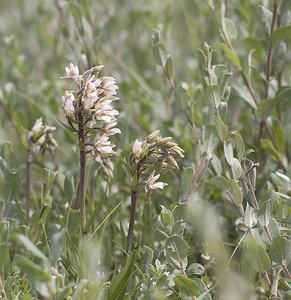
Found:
60,63 -> 120,225
126,131 -> 184,253
76,112 -> 86,220
25,140 -> 32,218
25,118 -> 58,219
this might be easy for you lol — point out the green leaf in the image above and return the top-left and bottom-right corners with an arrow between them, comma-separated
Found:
266,117 -> 285,152
245,238 -> 271,272
244,37 -> 264,60
153,43 -> 166,66
261,139 -> 282,162
214,116 -> 228,141
259,5 -> 273,33
229,179 -> 242,205
174,275 -> 200,297
271,269 -> 281,297
107,250 -> 137,300
224,18 -> 237,42
17,256 -> 50,282
269,237 -> 291,264
271,25 -> 291,47
160,205 -> 174,227
207,85 -> 221,107
268,217 -> 281,239
173,203 -> 188,222
244,203 -> 255,228
218,101 -> 228,120
257,200 -> 272,227
219,43 -> 241,70
17,234 -> 47,261
64,174 -> 74,203
165,235 -> 188,261
234,85 -> 257,109
232,158 -> 242,180
224,141 -> 234,166
231,131 -> 245,158
210,176 -> 229,192
0,242 -> 10,276
156,274 -> 168,288
210,154 -> 222,175
51,230 -> 65,264
257,88 -> 291,119
19,127 -> 30,150
196,278 -> 212,300
187,263 -> 205,276
165,55 -> 173,79
271,171 -> 290,190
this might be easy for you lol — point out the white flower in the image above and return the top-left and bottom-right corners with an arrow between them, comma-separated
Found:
145,171 -> 168,192
65,63 -> 79,77
101,76 -> 118,96
31,118 -> 44,136
93,135 -> 116,157
29,119 -> 58,153
86,77 -> 101,92
132,139 -> 143,158
102,121 -> 121,136
62,91 -> 76,117
94,100 -> 119,123
82,93 -> 98,110
44,125 -> 56,134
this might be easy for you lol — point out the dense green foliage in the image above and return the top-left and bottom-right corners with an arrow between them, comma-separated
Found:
0,0 -> 291,299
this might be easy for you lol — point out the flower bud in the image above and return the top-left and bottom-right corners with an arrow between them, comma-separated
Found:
167,155 -> 179,169
62,91 -> 76,117
156,137 -> 172,147
31,118 -> 44,136
65,63 -> 79,77
132,139 -> 143,158
37,134 -> 46,146
146,130 -> 160,143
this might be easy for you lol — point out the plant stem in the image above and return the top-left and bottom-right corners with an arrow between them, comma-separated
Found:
282,263 -> 291,279
25,143 -> 32,220
240,70 -> 259,107
265,0 -> 279,98
264,225 -> 273,243
0,271 -> 8,300
126,190 -> 137,254
73,113 -> 86,226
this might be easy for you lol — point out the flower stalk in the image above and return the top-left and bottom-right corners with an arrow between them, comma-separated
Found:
60,63 -> 120,226
75,112 -> 86,221
25,139 -> 32,219
126,131 -> 184,253
25,118 -> 58,219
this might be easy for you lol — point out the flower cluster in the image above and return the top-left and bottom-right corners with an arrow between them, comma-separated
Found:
129,130 -> 184,192
61,63 -> 120,176
26,118 -> 58,154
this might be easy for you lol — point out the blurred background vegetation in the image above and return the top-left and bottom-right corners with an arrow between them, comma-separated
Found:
0,0 -> 290,299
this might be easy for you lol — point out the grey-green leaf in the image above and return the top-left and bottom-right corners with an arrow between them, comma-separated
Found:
174,275 -> 200,297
